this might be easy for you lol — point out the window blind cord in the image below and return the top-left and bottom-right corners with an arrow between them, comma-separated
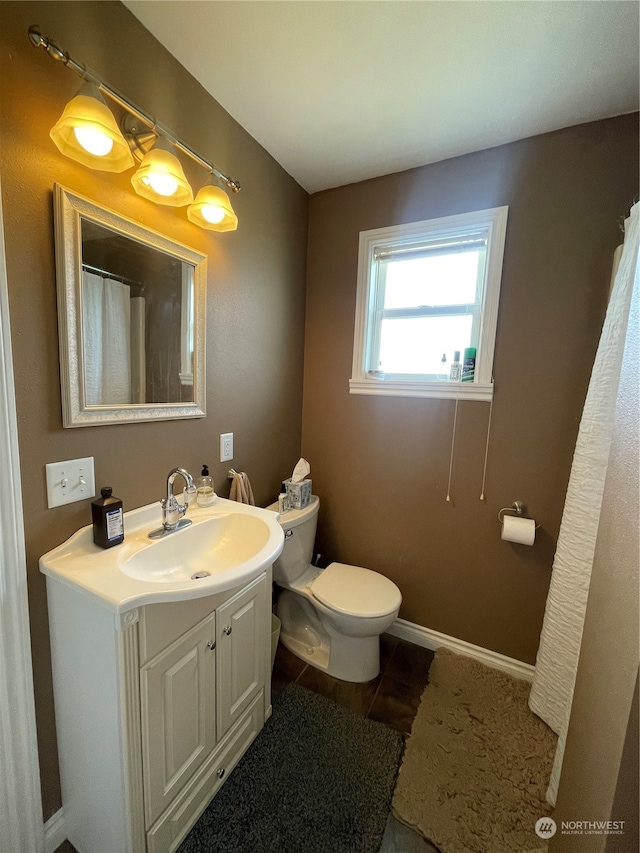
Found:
445,395 -> 460,502
479,378 -> 495,501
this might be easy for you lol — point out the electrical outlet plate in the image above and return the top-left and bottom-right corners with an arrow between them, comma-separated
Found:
220,433 -> 233,463
46,456 -> 96,508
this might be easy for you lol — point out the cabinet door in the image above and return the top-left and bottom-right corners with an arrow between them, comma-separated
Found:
146,693 -> 264,853
140,612 -> 217,827
216,574 -> 267,739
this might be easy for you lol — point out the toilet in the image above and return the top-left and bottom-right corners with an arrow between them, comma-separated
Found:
268,495 -> 401,683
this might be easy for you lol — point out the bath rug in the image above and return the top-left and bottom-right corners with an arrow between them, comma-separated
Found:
392,648 -> 557,853
178,683 -> 403,853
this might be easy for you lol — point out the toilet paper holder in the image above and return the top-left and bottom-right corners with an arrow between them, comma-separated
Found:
497,500 -> 540,529
497,500 -> 525,523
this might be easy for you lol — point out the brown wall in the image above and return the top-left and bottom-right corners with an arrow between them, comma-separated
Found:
303,115 -> 638,665
0,1 -> 308,818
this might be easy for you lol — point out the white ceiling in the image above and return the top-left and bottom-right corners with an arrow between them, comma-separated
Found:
124,1 -> 639,194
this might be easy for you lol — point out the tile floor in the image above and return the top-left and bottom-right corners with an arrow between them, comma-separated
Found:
272,634 -> 440,852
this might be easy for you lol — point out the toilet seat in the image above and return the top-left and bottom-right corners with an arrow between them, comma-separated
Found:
310,562 -> 402,618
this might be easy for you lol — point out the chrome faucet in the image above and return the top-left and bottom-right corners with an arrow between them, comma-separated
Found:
148,468 -> 196,539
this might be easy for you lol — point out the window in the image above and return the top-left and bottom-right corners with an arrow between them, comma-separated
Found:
350,206 -> 508,401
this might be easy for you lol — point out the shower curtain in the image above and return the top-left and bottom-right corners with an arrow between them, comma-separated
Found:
82,271 -> 132,405
529,202 -> 639,805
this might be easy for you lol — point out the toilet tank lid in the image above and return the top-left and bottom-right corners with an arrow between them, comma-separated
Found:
311,562 -> 402,618
265,495 -> 319,528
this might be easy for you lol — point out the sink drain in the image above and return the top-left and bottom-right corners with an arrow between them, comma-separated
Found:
191,571 -> 210,580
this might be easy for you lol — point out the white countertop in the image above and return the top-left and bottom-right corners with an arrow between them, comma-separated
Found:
39,497 -> 284,615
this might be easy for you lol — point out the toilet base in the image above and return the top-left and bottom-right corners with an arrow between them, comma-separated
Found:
280,629 -> 380,683
277,590 -> 381,682
279,631 -> 330,674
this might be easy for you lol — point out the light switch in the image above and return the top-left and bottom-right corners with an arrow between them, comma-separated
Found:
46,457 -> 96,508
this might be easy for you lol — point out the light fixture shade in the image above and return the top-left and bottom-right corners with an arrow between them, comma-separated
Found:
49,83 -> 134,172
131,138 -> 194,207
187,185 -> 238,231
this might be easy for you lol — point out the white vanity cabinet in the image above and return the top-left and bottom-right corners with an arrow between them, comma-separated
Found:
216,577 -> 266,737
46,569 -> 271,853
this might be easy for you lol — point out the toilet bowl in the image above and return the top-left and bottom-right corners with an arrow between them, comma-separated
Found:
268,496 -> 401,682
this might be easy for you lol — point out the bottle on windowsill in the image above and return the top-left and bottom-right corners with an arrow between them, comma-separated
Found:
439,352 -> 448,380
462,347 -> 476,382
449,351 -> 462,382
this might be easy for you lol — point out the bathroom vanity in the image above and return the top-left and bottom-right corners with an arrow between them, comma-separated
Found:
40,498 -> 284,853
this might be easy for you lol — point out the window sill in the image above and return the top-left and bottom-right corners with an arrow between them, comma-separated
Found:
348,378 -> 493,401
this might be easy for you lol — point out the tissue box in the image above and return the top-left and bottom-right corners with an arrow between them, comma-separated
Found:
284,478 -> 312,510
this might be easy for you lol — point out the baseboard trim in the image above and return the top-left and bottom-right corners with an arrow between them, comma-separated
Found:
387,618 -> 535,681
44,807 -> 66,853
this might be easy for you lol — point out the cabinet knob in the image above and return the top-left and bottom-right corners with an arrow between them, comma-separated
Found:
223,625 -> 232,635
207,639 -> 216,650
217,767 -> 225,779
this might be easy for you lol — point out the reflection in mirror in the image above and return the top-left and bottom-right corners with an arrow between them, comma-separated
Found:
81,220 -> 195,406
54,184 -> 206,427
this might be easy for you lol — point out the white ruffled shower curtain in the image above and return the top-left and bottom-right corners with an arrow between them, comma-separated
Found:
529,202 -> 639,805
82,271 -> 136,405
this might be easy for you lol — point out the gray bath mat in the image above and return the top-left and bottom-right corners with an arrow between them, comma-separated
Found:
179,683 -> 403,853
393,648 -> 557,853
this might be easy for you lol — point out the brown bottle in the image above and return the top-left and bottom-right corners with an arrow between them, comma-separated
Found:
92,487 -> 124,548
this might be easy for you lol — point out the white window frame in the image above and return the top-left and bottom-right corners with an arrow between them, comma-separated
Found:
350,206 -> 509,401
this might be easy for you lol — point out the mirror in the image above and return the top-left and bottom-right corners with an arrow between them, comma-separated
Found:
53,184 -> 206,427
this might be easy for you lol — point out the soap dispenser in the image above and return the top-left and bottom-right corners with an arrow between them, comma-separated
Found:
196,464 -> 215,507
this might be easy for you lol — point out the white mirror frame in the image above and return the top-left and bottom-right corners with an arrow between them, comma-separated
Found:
54,184 -> 206,427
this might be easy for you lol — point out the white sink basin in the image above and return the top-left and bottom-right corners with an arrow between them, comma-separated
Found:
121,513 -> 271,583
39,498 -> 284,613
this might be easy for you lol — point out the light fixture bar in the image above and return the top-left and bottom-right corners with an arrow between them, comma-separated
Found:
28,25 -> 241,193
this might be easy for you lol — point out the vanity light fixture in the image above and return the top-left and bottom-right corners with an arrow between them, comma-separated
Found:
131,137 -> 194,207
49,81 -> 135,172
187,182 -> 238,232
29,25 -> 241,228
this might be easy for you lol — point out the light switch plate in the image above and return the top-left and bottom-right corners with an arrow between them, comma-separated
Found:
46,456 -> 96,508
220,433 -> 233,463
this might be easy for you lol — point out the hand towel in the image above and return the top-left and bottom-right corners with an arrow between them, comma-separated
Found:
229,470 -> 255,505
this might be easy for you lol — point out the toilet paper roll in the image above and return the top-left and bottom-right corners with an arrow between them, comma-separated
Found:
501,515 -> 536,546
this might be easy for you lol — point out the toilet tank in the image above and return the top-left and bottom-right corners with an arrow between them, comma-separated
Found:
266,496 -> 319,585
